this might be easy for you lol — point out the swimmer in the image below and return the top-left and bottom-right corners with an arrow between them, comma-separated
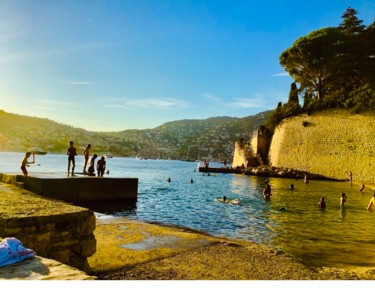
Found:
340,192 -> 347,207
263,184 -> 272,200
229,198 -> 240,205
360,183 -> 365,192
367,191 -> 375,212
318,197 -> 326,209
167,178 -> 171,183
219,196 -> 227,202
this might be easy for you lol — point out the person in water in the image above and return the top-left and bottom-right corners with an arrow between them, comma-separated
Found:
340,192 -> 347,207
367,191 -> 375,212
218,196 -> 239,205
318,197 -> 326,209
360,183 -> 365,192
20,152 -> 35,176
263,184 -> 272,200
217,196 -> 227,202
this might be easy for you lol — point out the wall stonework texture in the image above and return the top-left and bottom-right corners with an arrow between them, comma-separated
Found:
269,110 -> 375,183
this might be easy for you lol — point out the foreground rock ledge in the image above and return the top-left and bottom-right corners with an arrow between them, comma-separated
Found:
0,256 -> 95,280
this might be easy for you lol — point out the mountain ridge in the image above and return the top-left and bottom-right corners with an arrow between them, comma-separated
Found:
0,109 -> 271,161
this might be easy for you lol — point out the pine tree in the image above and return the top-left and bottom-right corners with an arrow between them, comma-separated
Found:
339,7 -> 365,35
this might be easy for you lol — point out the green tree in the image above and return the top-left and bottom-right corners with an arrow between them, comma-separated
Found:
338,7 -> 367,90
360,19 -> 375,88
339,7 -> 366,36
288,82 -> 299,104
280,27 -> 346,102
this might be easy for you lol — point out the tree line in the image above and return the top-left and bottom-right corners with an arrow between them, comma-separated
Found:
265,7 -> 375,131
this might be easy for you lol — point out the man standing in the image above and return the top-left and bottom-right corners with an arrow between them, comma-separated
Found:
83,144 -> 91,174
67,141 -> 77,176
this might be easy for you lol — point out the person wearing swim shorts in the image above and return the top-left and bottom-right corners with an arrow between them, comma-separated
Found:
67,141 -> 77,176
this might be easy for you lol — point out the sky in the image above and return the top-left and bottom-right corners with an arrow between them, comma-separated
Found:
0,0 -> 374,132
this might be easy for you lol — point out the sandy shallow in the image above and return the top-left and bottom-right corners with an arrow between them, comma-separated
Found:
89,216 -> 375,280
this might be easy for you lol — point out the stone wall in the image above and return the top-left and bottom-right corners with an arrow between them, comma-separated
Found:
0,183 -> 96,272
269,109 -> 375,183
232,140 -> 258,168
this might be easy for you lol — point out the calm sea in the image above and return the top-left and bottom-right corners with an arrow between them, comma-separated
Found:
1,152 -> 374,269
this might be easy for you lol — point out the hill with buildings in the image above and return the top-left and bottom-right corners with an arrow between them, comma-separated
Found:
0,109 -> 271,161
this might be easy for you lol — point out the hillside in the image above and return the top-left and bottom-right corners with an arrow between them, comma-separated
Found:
0,109 -> 271,161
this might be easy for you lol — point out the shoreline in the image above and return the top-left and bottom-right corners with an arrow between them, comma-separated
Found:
90,216 -> 375,280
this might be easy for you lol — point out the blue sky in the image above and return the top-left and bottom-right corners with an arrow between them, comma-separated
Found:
1,0 -> 374,131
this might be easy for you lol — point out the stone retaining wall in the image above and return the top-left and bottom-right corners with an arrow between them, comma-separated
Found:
0,183 -> 96,272
269,110 -> 375,183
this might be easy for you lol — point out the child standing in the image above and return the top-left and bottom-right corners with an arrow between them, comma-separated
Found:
21,152 -> 35,176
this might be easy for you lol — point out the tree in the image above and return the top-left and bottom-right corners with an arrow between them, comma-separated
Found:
339,7 -> 366,36
280,27 -> 346,102
337,7 -> 367,90
360,19 -> 375,88
288,82 -> 299,104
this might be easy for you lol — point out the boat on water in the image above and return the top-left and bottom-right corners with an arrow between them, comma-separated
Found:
28,148 -> 47,155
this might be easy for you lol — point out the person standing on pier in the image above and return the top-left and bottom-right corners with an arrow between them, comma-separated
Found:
67,141 -> 77,176
83,144 -> 91,174
20,152 -> 35,176
96,156 -> 106,177
88,154 -> 98,176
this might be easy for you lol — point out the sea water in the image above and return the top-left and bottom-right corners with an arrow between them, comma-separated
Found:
1,152 -> 374,269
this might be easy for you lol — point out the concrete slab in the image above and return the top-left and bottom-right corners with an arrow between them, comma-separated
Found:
0,172 -> 138,203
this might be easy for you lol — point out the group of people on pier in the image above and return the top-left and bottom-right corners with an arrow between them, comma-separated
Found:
20,141 -> 107,177
67,141 -> 106,177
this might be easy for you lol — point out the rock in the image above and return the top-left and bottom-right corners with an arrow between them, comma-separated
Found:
0,256 -> 95,280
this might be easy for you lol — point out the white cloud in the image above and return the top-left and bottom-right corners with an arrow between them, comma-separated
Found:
103,98 -> 188,110
272,72 -> 289,77
125,98 -> 188,110
67,81 -> 92,85
104,103 -> 130,109
201,93 -> 221,102
228,98 -> 263,109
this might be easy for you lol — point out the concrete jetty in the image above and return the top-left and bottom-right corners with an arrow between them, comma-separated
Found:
198,167 -> 244,174
0,172 -> 138,203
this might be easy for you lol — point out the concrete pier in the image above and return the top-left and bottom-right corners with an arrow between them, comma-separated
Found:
198,167 -> 244,174
0,172 -> 138,203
